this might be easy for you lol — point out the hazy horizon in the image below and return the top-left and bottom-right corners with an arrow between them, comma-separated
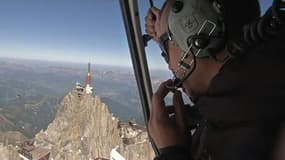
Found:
0,56 -> 168,138
0,0 -> 271,70
0,0 -> 169,70
0,56 -> 171,73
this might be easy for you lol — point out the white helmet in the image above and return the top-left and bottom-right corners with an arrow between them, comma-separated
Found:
168,0 -> 225,58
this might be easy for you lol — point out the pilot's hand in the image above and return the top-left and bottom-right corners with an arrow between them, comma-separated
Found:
145,7 -> 161,43
148,80 -> 191,149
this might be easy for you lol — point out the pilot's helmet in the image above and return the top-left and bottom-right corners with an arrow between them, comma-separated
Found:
168,0 -> 225,58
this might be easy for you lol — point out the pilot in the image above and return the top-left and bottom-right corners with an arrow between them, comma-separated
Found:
145,0 -> 285,159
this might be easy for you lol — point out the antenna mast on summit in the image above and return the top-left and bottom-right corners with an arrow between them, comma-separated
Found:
85,62 -> 94,94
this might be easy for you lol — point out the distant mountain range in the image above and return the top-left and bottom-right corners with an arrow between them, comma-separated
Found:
0,57 -> 171,141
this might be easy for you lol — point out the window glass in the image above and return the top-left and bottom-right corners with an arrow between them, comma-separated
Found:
259,0 -> 273,15
138,0 -> 191,106
0,1 -> 154,159
0,0 -> 271,159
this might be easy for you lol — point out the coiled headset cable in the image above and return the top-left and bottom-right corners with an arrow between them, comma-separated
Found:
227,0 -> 285,57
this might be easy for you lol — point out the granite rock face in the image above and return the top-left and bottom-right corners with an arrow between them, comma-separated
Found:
0,144 -> 20,160
34,91 -> 155,160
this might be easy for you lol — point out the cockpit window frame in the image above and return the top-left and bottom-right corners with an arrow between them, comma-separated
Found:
119,0 -> 160,156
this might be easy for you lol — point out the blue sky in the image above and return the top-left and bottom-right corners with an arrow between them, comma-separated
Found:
0,0 -> 273,69
0,0 -> 136,66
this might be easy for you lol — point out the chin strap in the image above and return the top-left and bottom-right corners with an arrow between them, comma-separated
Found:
167,46 -> 197,92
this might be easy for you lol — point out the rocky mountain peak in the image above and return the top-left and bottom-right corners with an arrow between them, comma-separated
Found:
33,90 -> 154,160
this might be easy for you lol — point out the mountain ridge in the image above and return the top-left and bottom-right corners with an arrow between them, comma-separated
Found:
33,90 -> 154,159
